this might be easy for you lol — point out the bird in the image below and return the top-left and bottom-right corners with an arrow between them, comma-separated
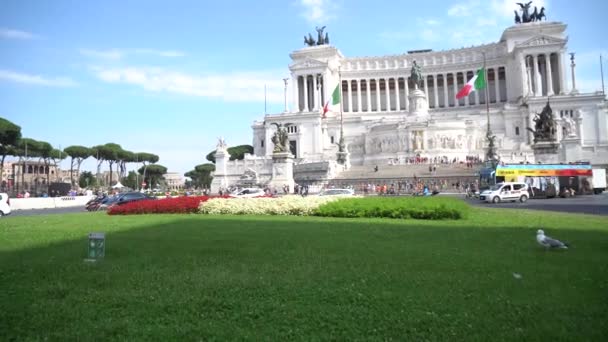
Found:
536,229 -> 569,249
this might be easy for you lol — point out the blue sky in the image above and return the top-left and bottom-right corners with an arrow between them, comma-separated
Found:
1,0 -> 607,176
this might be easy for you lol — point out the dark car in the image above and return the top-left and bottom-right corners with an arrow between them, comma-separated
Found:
106,192 -> 154,209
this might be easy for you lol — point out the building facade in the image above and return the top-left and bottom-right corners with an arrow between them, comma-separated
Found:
258,21 -> 606,162
163,172 -> 184,191
214,20 -> 607,191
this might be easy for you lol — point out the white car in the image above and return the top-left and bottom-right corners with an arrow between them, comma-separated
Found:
319,188 -> 355,196
0,193 -> 11,217
479,182 -> 529,203
231,188 -> 266,198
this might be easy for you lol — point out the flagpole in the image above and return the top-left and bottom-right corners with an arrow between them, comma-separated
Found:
338,66 -> 345,152
482,52 -> 496,166
483,52 -> 490,136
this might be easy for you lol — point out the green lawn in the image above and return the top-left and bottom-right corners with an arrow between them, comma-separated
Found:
1,208 -> 608,341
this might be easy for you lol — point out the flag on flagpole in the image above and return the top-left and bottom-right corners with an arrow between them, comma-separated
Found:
456,68 -> 486,99
322,84 -> 341,118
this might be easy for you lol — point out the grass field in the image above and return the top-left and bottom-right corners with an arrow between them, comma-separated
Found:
1,207 -> 608,340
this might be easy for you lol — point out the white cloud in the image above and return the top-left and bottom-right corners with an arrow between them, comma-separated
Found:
420,29 -> 439,43
447,4 -> 469,17
80,48 -> 186,61
0,69 -> 77,87
92,66 -> 286,102
425,19 -> 440,26
0,28 -> 39,40
300,0 -> 335,24
80,49 -> 124,60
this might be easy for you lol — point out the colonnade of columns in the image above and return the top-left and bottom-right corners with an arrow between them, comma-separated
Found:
523,52 -> 563,97
295,67 -> 508,113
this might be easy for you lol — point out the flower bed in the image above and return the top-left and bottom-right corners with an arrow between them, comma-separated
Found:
314,196 -> 470,220
108,196 -> 214,215
199,195 -> 340,216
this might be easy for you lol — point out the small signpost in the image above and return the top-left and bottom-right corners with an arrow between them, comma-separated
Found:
85,232 -> 105,262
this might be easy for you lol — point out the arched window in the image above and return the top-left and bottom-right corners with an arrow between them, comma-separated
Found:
27,165 -> 33,174
515,126 -> 520,136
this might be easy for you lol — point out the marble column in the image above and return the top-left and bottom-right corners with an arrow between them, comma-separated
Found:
385,79 -> 391,111
395,77 -> 401,111
423,75 -> 429,99
519,53 -> 529,97
433,74 -> 439,108
347,79 -> 353,112
494,68 -> 501,103
474,72 -> 480,105
546,53 -> 554,96
558,51 -> 566,95
533,55 -> 542,96
313,75 -> 319,111
293,74 -> 299,112
443,74 -> 449,107
375,78 -> 381,111
303,75 -> 309,112
366,79 -> 372,112
463,72 -> 470,106
452,73 -> 459,107
404,77 -> 410,111
357,79 -> 362,112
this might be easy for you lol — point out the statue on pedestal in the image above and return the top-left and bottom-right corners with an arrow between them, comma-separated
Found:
270,123 -> 290,153
562,116 -> 577,138
527,99 -> 557,143
216,137 -> 228,150
410,61 -> 423,89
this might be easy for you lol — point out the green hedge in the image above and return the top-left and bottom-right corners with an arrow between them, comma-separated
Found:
313,196 -> 470,220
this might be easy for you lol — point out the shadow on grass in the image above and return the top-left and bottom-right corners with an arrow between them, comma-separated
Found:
1,215 -> 608,340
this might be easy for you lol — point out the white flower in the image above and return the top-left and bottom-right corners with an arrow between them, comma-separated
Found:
199,195 -> 340,216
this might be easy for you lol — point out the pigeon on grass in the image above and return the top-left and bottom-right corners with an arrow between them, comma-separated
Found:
536,229 -> 569,249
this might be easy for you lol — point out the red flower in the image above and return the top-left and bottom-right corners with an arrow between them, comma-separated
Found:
107,195 -> 230,215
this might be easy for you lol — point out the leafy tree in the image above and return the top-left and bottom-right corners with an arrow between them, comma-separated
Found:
117,149 -> 135,180
14,138 -> 42,190
228,145 -> 254,161
36,142 -> 55,183
79,171 -> 97,188
205,144 -> 253,163
94,143 -> 122,186
135,152 -> 159,186
121,170 -> 139,190
0,118 -> 22,184
185,163 -> 215,189
138,164 -> 167,190
63,145 -> 91,186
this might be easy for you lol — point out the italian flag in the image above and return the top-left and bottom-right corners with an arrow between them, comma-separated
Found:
322,84 -> 341,118
456,68 -> 486,99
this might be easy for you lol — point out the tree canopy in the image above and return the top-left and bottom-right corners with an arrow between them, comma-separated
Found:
206,144 -> 253,163
185,163 -> 215,189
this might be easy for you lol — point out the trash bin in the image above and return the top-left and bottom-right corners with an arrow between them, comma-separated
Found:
87,232 -> 105,260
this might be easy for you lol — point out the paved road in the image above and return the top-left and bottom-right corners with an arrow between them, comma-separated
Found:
6,206 -> 88,217
464,193 -> 608,216
4,194 -> 608,217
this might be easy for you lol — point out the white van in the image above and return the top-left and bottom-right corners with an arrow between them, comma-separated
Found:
479,182 -> 529,203
0,193 -> 11,217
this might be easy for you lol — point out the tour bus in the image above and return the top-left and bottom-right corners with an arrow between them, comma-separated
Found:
480,163 -> 605,198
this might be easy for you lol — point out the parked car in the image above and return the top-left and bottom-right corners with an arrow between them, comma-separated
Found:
230,188 -> 266,198
479,182 -> 529,203
0,193 -> 11,217
319,188 -> 355,196
106,192 -> 155,209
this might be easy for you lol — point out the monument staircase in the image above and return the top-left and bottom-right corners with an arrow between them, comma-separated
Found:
333,163 -> 480,180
